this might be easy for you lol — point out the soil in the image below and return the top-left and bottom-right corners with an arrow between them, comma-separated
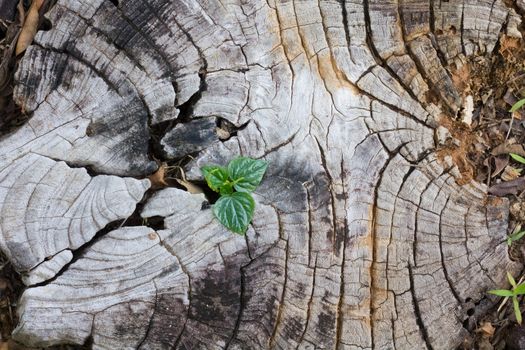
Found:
452,3 -> 525,349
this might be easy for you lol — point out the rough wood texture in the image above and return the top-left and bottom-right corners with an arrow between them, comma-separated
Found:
161,118 -> 218,159
1,0 -> 521,349
0,153 -> 150,274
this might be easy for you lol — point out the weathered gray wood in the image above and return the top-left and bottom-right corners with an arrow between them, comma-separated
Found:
161,118 -> 218,159
15,226 -> 189,348
0,0 -> 521,349
21,249 -> 73,286
0,153 -> 150,275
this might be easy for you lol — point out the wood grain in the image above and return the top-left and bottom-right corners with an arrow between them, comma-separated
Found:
0,0 -> 520,349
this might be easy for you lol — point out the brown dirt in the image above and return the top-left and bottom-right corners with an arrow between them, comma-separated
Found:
0,255 -> 23,346
435,116 -> 479,186
0,5 -> 26,348
436,30 -> 525,189
451,4 -> 525,349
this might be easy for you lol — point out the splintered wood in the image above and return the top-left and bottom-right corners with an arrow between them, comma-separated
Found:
0,0 -> 520,349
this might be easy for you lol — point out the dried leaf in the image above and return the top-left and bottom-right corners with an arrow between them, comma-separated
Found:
0,3 -> 22,91
476,322 -> 495,339
511,203 -> 525,222
499,35 -> 521,57
481,95 -> 495,121
482,90 -> 493,104
504,90 -> 525,120
491,155 -> 509,178
176,179 -> 203,194
502,166 -> 522,182
488,177 -> 525,196
475,167 -> 488,183
216,127 -> 230,140
15,0 -> 44,56
491,143 -> 525,157
147,163 -> 167,188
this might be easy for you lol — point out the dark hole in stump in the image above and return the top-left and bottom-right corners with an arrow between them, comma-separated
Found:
39,18 -> 52,31
194,180 -> 220,205
462,318 -> 470,330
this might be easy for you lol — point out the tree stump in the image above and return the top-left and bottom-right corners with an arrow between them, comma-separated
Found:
1,0 -> 522,348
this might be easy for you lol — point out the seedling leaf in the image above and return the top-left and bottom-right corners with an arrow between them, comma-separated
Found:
514,296 -> 523,324
510,98 -> 525,113
514,283 -> 525,295
510,153 -> 525,165
201,166 -> 229,192
507,230 -> 525,246
213,192 -> 255,234
228,157 -> 268,193
202,157 -> 267,234
488,289 -> 514,297
219,182 -> 234,195
508,272 -> 518,288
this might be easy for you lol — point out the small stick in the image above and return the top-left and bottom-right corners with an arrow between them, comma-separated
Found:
506,113 -> 515,141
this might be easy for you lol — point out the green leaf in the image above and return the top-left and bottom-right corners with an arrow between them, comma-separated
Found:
514,283 -> 525,295
510,98 -> 525,113
228,157 -> 268,193
488,289 -> 514,297
213,192 -> 255,234
510,153 -> 525,165
508,272 -> 518,288
201,166 -> 229,192
514,296 -> 523,324
508,230 -> 525,246
219,182 -> 234,195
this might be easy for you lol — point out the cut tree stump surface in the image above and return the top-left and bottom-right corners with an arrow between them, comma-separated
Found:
0,0 -> 522,349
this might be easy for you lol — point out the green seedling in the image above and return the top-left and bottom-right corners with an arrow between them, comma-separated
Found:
510,98 -> 525,113
507,230 -> 525,246
510,153 -> 525,165
201,157 -> 268,234
488,272 -> 525,324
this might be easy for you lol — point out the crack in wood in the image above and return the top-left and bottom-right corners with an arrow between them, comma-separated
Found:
269,239 -> 288,349
363,0 -> 427,109
408,263 -> 434,350
438,196 -> 464,305
224,260 -> 250,349
395,3 -> 459,114
297,254 -> 317,348
370,146 -> 411,350
135,283 -> 159,349
412,166 -> 443,268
